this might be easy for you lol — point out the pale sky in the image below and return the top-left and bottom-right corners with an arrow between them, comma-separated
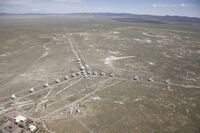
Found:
0,0 -> 200,17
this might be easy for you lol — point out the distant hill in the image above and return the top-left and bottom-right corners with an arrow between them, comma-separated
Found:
1,12 -> 200,24
69,13 -> 200,24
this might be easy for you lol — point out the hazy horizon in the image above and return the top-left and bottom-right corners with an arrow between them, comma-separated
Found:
0,0 -> 200,18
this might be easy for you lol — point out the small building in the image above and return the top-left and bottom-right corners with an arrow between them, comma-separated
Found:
82,71 -> 88,78
76,61 -> 81,65
87,71 -> 91,75
11,94 -> 16,100
18,121 -> 26,128
64,76 -> 69,80
0,106 -> 5,110
77,62 -> 81,65
67,106 -> 80,114
75,55 -> 78,58
110,73 -> 115,77
80,66 -> 85,70
29,124 -> 37,132
100,72 -> 105,76
76,58 -> 81,62
29,88 -> 34,93
148,76 -> 154,82
165,79 -> 171,85
81,70 -> 85,74
76,71 -> 81,76
93,71 -> 98,75
55,79 -> 60,83
14,115 -> 27,124
133,75 -> 139,80
44,83 -> 49,87
68,106 -> 75,114
71,73 -> 76,77
83,74 -> 88,78
76,109 -> 81,113
85,64 -> 89,68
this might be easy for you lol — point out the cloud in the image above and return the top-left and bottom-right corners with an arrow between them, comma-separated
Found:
152,3 -> 195,8
179,3 -> 194,7
0,0 -> 83,7
152,4 -> 157,8
52,0 -> 82,3
31,8 -> 40,11
0,0 -> 32,6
